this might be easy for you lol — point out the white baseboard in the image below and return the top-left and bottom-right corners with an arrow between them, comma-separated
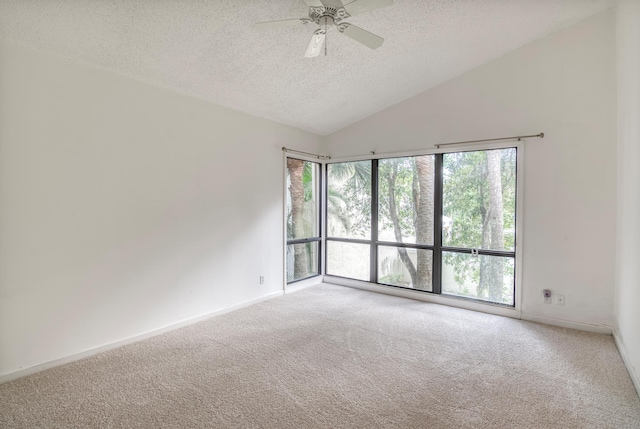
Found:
323,277 -> 614,334
520,314 -> 613,334
323,276 -> 522,319
285,275 -> 323,294
0,291 -> 283,385
613,329 -> 640,397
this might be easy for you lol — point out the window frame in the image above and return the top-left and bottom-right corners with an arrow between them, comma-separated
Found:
284,155 -> 323,285
322,140 -> 524,310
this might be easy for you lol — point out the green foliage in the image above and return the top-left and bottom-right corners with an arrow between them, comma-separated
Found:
378,157 -> 418,242
324,149 -> 517,303
327,161 -> 372,238
442,148 -> 516,288
302,161 -> 315,203
443,151 -> 486,249
443,150 -> 516,247
286,160 -> 319,240
379,273 -> 405,285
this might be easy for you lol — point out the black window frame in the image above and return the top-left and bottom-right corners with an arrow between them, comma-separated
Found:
285,157 -> 323,284
323,147 -> 518,308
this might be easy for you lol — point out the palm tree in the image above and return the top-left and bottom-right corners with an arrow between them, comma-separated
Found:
287,158 -> 308,279
382,156 -> 434,290
326,161 -> 371,238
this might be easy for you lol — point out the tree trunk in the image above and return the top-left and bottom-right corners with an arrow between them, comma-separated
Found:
386,164 -> 417,283
413,156 -> 434,290
287,159 -> 308,280
479,151 -> 505,301
384,157 -> 434,290
478,184 -> 490,298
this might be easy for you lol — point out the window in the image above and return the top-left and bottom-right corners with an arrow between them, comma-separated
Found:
286,158 -> 321,283
441,148 -> 517,305
378,156 -> 435,291
324,147 -> 518,306
326,161 -> 372,280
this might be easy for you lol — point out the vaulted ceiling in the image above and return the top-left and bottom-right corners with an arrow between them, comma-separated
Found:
0,0 -> 614,135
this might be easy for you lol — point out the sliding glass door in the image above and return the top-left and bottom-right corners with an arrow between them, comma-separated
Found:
286,158 -> 321,283
324,147 -> 518,306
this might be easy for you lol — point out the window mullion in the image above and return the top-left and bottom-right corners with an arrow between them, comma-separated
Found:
433,154 -> 444,294
370,159 -> 379,284
318,161 -> 324,277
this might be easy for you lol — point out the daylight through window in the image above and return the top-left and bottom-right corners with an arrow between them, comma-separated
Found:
325,147 -> 518,306
286,158 -> 321,283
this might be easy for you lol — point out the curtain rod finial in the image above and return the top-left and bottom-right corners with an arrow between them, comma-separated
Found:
539,132 -> 545,138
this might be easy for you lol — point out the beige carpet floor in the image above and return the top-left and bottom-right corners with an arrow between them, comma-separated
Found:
1,284 -> 639,428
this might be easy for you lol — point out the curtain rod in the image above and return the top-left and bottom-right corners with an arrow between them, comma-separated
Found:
284,133 -> 543,160
434,132 -> 544,148
282,147 -> 331,160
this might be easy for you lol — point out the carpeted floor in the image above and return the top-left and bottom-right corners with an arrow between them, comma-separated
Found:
1,284 -> 639,428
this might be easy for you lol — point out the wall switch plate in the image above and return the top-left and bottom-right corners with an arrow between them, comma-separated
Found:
259,275 -> 264,285
543,289 -> 552,304
556,294 -> 565,306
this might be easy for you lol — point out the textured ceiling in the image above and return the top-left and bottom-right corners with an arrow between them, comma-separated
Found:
0,0 -> 614,135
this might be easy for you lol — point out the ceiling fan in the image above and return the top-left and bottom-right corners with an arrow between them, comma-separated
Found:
254,0 -> 393,58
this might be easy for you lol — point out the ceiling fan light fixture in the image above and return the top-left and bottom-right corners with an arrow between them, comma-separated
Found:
304,29 -> 326,58
255,0 -> 393,57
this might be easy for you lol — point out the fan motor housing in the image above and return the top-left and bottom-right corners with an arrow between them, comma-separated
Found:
309,6 -> 350,25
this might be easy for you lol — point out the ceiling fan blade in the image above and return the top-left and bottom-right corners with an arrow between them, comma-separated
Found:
254,19 -> 308,31
304,29 -> 326,58
343,0 -> 393,16
339,23 -> 384,49
302,0 -> 324,6
320,0 -> 345,8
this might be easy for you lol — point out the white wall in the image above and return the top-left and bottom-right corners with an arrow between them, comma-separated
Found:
325,11 -> 617,328
0,7 -> 629,382
0,40 -> 322,377
615,0 -> 640,390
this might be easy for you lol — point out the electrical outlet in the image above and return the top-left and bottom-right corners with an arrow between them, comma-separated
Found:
556,294 -> 565,306
259,275 -> 264,285
543,289 -> 552,304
